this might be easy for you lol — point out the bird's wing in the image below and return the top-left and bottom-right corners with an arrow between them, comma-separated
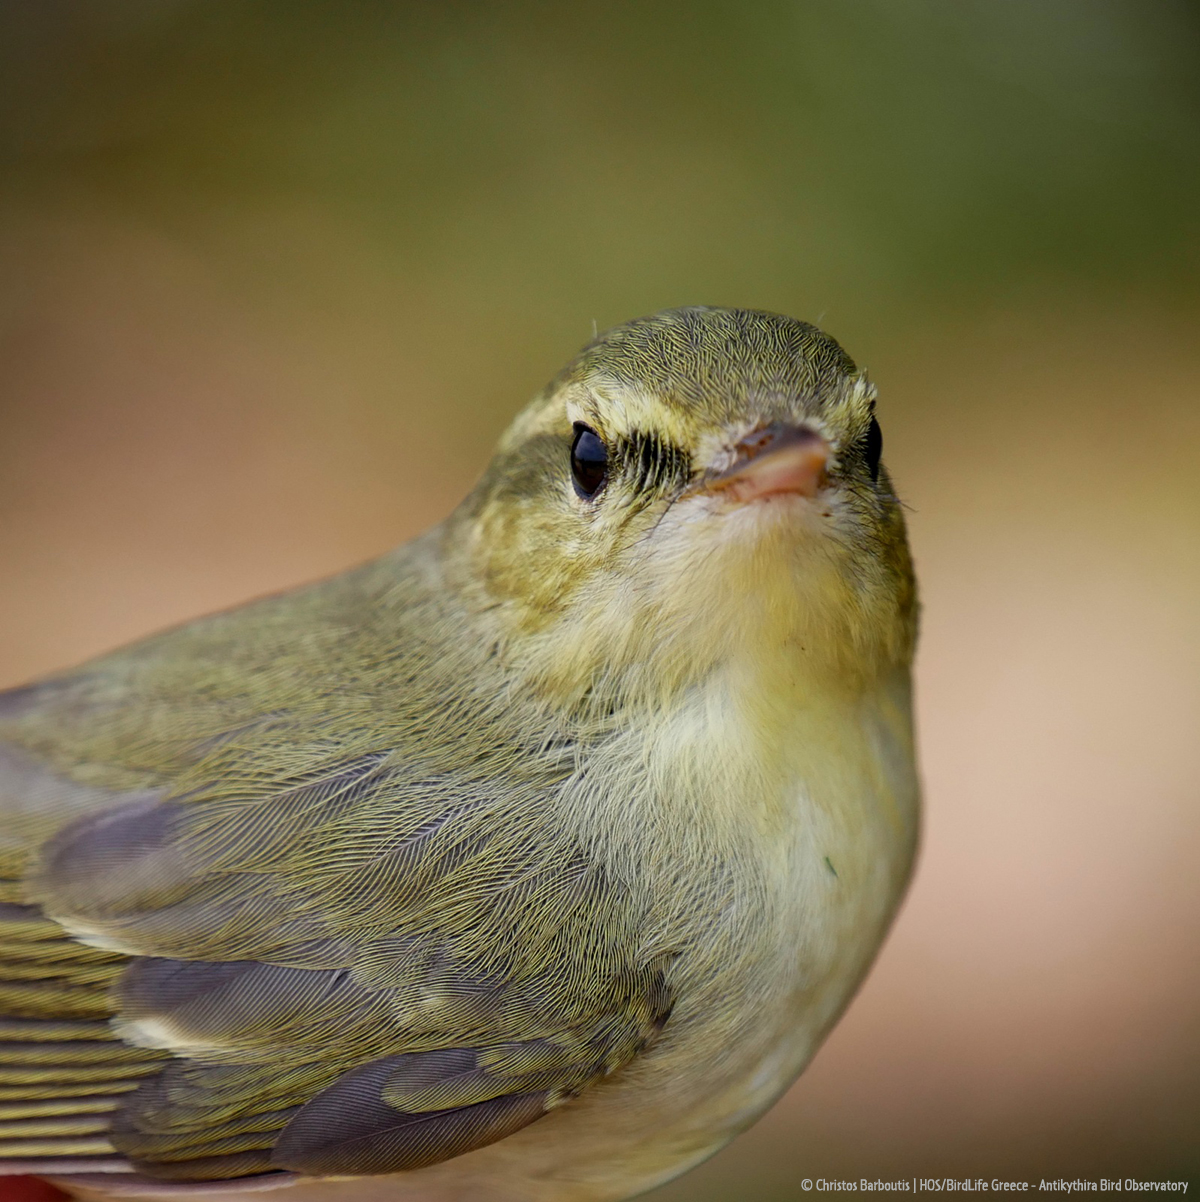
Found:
0,589 -> 672,1184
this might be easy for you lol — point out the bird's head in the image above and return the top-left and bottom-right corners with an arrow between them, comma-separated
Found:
450,307 -> 917,713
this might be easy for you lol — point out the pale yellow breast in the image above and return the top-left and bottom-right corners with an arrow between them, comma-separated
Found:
504,651 -> 920,1200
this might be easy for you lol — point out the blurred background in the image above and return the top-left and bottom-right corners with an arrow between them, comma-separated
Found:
1,0 -> 1197,1195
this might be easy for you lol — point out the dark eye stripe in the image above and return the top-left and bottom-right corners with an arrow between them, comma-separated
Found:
623,431 -> 691,494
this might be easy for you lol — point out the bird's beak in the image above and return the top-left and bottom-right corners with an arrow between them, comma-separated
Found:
695,423 -> 830,502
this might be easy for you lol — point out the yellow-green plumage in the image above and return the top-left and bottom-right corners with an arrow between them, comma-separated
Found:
0,307 -> 919,1201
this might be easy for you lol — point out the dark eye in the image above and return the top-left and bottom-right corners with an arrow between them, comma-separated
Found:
863,416 -> 882,482
571,424 -> 608,498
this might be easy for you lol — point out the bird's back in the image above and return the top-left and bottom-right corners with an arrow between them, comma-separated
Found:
0,536 -> 676,1189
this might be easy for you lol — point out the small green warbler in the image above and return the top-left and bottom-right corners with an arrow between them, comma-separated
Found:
0,307 -> 919,1202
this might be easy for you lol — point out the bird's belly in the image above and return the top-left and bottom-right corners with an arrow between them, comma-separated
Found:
473,758 -> 918,1201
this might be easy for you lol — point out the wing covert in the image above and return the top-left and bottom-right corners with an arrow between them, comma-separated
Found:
0,667 -> 673,1183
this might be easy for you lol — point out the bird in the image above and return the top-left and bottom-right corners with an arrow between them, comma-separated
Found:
0,306 -> 919,1202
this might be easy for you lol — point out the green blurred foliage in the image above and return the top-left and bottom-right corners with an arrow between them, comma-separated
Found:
2,0 -> 1197,345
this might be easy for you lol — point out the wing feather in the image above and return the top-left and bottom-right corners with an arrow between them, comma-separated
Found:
0,607 -> 673,1186
270,1055 -> 551,1177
